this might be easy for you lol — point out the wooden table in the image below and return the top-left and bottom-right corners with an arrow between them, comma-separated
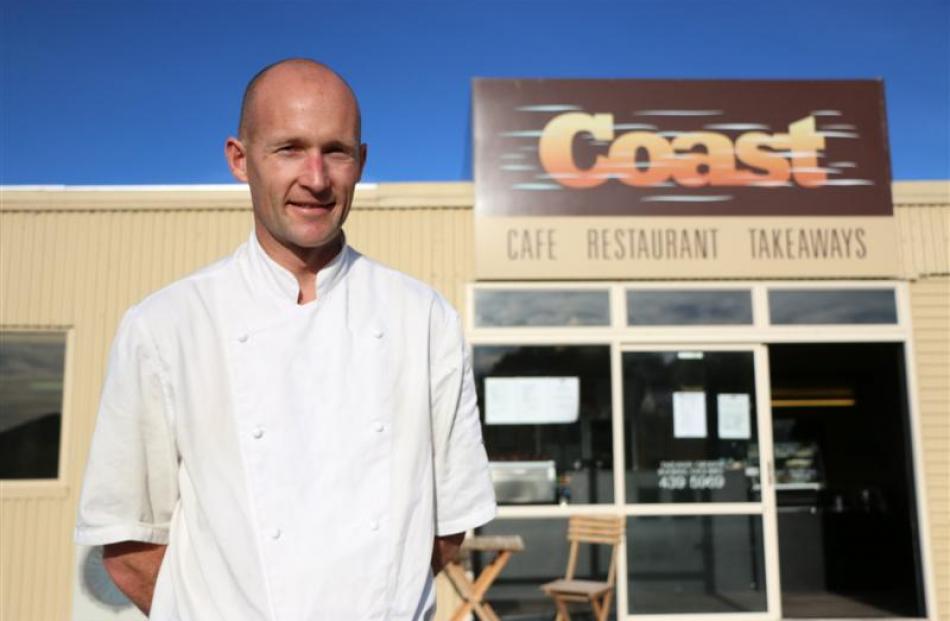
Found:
443,535 -> 525,621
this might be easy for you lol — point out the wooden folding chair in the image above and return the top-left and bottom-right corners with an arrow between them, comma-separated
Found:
540,514 -> 625,621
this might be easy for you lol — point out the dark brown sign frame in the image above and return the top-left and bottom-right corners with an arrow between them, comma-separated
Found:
474,79 -> 893,218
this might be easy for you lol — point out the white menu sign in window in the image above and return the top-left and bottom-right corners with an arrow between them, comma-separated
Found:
673,391 -> 707,438
485,376 -> 580,425
718,393 -> 752,439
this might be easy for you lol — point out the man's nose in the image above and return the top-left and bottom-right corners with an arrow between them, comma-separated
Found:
298,152 -> 330,192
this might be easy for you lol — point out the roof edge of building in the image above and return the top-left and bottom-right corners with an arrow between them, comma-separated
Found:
1,180 -> 946,211
892,180 -> 950,206
0,181 -> 474,212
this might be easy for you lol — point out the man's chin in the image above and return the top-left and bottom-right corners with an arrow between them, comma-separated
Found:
288,231 -> 344,253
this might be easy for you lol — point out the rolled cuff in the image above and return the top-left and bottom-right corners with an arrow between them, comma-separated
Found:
436,502 -> 497,537
74,523 -> 170,546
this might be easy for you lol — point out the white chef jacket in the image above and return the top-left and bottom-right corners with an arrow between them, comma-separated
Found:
75,233 -> 497,620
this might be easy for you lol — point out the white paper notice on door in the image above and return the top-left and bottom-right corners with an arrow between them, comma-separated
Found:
673,391 -> 707,438
717,393 -> 752,439
485,377 -> 580,425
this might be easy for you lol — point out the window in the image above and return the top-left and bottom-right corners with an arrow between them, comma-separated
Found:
474,289 -> 610,327
627,515 -> 767,614
0,331 -> 66,479
623,350 -> 760,503
474,344 -> 613,504
768,288 -> 897,324
627,289 -> 753,325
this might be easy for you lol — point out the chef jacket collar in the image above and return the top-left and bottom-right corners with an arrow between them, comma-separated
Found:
247,230 -> 351,305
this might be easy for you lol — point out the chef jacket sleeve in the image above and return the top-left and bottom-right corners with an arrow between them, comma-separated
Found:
75,306 -> 179,546
429,297 -> 497,536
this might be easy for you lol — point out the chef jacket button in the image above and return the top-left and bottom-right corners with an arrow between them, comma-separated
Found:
372,328 -> 384,339
270,528 -> 282,540
238,333 -> 249,343
373,421 -> 385,433
252,427 -> 264,439
370,520 -> 380,531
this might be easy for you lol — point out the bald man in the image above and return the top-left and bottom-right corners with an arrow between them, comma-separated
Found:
76,59 -> 496,620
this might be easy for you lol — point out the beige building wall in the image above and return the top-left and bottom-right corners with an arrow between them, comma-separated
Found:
895,181 -> 950,621
0,180 -> 947,620
910,276 -> 950,620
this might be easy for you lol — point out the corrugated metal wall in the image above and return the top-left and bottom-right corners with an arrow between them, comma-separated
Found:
895,182 -> 950,620
910,277 -> 950,620
894,181 -> 950,279
0,181 -> 947,619
347,207 -> 474,313
898,207 -> 950,277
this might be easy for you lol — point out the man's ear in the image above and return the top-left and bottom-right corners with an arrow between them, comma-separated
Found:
357,143 -> 368,181
225,137 -> 249,183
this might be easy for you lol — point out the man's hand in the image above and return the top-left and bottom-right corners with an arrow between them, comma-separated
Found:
431,532 -> 465,575
102,541 -> 168,615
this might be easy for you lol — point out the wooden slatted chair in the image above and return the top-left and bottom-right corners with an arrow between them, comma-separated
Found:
540,514 -> 625,621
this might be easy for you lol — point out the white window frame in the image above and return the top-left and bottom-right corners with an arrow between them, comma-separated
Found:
466,279 -> 936,621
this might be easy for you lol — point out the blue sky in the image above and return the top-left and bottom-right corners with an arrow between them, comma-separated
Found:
2,0 -> 948,184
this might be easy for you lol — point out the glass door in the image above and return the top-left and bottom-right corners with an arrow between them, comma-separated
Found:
620,345 -> 780,619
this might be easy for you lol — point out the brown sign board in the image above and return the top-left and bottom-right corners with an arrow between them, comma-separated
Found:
473,79 -> 897,279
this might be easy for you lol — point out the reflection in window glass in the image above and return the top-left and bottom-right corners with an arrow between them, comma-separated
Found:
474,345 -> 613,504
475,289 -> 610,327
628,515 -> 767,614
0,332 -> 66,479
623,351 -> 760,503
627,290 -> 753,325
474,518 -> 610,618
769,289 -> 897,324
